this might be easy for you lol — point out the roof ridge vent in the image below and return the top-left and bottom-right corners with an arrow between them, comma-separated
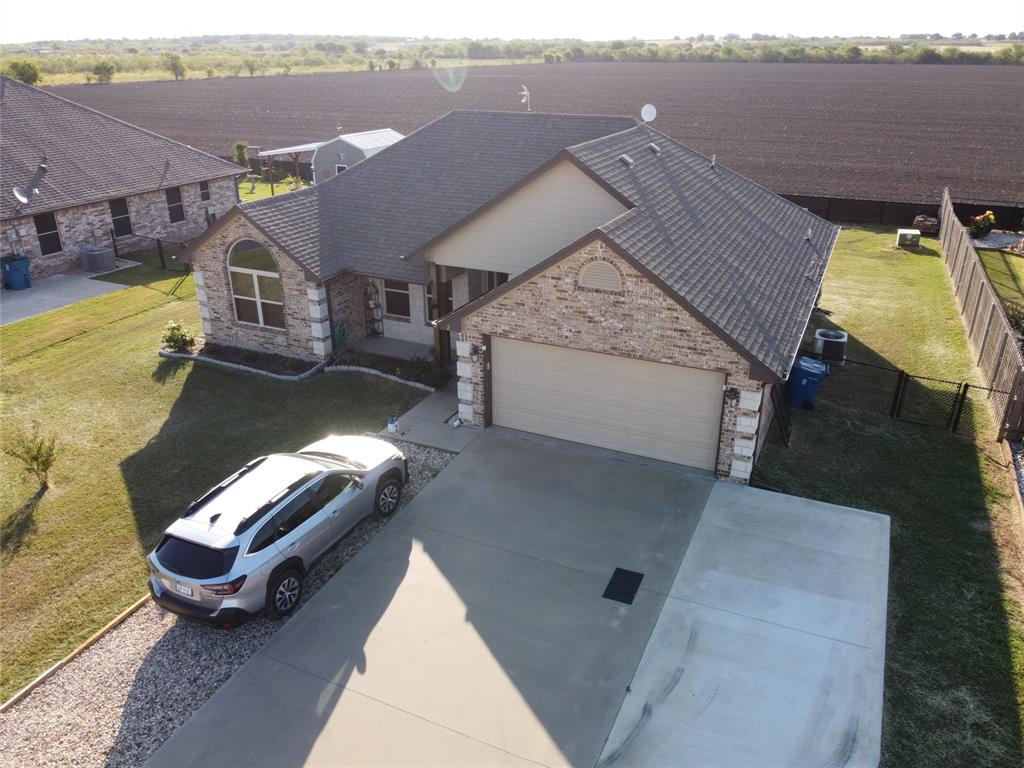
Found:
647,142 -> 661,155
618,153 -> 635,168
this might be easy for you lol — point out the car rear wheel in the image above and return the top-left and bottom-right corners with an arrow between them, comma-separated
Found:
375,476 -> 402,517
267,569 -> 303,618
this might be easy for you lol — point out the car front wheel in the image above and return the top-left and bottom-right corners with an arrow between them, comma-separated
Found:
267,569 -> 303,618
375,476 -> 402,517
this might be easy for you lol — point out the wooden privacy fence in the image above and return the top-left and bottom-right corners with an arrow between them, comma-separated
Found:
939,188 -> 1024,441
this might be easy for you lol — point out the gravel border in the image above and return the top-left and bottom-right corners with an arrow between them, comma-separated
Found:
0,440 -> 454,768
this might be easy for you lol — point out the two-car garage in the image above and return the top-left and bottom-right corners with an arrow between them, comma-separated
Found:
489,337 -> 726,471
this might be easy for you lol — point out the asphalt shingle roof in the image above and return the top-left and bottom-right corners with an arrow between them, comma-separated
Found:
567,125 -> 840,378
1,76 -> 244,221
240,110 -> 637,283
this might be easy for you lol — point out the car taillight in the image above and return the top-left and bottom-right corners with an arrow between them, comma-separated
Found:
201,575 -> 247,595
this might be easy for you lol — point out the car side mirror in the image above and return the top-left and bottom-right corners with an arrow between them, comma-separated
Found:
352,477 -> 364,490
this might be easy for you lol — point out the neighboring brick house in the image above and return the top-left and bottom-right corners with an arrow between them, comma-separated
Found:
0,76 -> 244,278
185,110 -> 839,481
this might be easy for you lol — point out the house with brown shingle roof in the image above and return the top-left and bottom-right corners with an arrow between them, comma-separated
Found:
184,110 -> 839,482
0,76 -> 245,277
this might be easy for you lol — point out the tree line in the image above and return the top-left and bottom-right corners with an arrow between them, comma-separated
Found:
3,34 -> 1023,86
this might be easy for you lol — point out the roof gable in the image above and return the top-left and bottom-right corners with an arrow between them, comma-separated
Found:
567,125 -> 840,378
1,76 -> 244,220
240,110 -> 637,284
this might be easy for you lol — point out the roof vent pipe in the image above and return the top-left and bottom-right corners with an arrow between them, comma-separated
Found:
710,154 -> 716,168
647,142 -> 661,155
618,153 -> 635,167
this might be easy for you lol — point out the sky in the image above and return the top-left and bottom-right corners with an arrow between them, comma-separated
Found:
2,0 -> 1021,44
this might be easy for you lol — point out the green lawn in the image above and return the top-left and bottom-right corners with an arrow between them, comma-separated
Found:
0,267 -> 423,701
980,248 -> 1024,313
236,178 -> 307,203
755,227 -> 1024,767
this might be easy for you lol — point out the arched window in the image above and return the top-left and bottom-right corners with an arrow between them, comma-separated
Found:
228,240 -> 285,328
578,259 -> 623,292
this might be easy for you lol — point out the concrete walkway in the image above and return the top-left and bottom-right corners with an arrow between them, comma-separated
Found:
378,378 -> 482,453
1,266 -> 131,325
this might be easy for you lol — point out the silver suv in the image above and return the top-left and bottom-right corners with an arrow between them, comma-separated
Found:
148,435 -> 407,628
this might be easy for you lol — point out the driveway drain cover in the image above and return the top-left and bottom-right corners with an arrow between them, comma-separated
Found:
603,568 -> 644,604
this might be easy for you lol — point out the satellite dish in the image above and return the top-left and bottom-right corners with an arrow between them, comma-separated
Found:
12,155 -> 48,205
641,104 -> 657,123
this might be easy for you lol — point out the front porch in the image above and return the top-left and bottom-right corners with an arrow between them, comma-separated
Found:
351,335 -> 434,362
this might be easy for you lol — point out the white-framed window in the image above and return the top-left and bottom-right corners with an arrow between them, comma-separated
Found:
335,164 -> 348,175
228,240 -> 285,329
383,280 -> 411,318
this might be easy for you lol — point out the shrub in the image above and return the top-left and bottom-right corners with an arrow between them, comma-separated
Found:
161,320 -> 198,352
4,422 -> 59,488
92,60 -> 116,83
231,139 -> 249,169
969,210 -> 996,238
5,59 -> 41,84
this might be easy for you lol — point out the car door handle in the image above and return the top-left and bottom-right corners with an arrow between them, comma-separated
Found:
328,509 -> 340,517
286,541 -> 299,552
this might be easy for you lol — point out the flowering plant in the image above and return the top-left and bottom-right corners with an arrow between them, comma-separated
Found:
969,210 -> 996,238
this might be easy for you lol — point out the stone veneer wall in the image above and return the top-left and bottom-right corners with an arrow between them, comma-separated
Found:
1,176 -> 237,278
456,239 -> 769,482
191,213 -> 324,361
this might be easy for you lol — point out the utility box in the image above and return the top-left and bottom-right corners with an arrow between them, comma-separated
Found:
896,229 -> 921,248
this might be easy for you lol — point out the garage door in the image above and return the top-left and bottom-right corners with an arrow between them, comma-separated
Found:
491,337 -> 725,470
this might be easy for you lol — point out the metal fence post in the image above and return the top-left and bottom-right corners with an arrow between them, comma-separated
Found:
156,238 -> 166,270
890,370 -> 906,418
949,383 -> 967,432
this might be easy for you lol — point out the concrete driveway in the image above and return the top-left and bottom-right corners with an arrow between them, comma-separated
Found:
147,431 -> 713,767
146,431 -> 889,768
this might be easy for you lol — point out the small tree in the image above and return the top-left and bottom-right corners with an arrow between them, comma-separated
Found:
231,140 -> 249,169
92,60 -> 116,83
6,59 -> 41,84
4,422 -> 59,488
162,52 -> 186,80
243,58 -> 258,77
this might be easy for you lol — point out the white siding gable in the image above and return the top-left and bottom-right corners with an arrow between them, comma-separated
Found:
426,159 -> 628,276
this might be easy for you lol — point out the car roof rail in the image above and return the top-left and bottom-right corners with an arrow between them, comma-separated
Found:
233,471 -> 319,535
182,456 -> 268,518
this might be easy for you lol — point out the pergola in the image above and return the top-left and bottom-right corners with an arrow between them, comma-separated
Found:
256,140 -> 326,194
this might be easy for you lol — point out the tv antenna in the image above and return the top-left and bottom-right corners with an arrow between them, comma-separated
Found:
640,104 -> 657,124
519,85 -> 531,112
13,155 -> 47,204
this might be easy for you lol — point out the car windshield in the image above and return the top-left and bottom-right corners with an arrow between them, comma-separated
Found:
156,536 -> 238,579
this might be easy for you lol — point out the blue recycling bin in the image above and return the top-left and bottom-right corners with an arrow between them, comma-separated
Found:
2,255 -> 31,290
788,355 -> 828,408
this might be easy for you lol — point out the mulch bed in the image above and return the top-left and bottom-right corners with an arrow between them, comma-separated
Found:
337,349 -> 447,388
198,342 -> 320,376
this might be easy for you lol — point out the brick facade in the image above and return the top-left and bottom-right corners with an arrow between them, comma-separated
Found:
1,176 -> 237,278
456,239 -> 769,481
328,273 -> 370,349
192,213 -> 325,361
